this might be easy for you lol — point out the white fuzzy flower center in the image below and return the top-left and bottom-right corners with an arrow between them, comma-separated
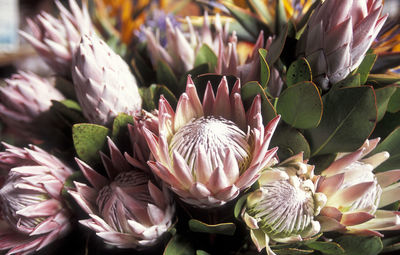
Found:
169,116 -> 250,172
250,179 -> 315,236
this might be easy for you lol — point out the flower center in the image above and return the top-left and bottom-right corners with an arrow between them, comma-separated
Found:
0,173 -> 47,232
249,179 -> 316,237
96,171 -> 152,233
169,116 -> 250,173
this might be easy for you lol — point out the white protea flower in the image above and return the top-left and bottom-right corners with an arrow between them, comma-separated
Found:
0,143 -> 73,255
0,71 -> 64,140
143,76 -> 280,208
69,138 -> 175,248
316,138 -> 400,236
242,153 -> 326,254
296,0 -> 388,89
20,0 -> 94,77
72,34 -> 142,126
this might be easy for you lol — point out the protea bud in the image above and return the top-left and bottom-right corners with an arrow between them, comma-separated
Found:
69,138 -> 174,248
20,0 -> 94,77
142,76 -> 280,208
72,34 -> 142,126
296,0 -> 388,90
0,143 -> 73,255
0,71 -> 65,140
242,153 -> 326,254
316,138 -> 400,236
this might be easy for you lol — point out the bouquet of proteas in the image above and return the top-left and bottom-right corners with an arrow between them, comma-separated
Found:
1,0 -> 400,254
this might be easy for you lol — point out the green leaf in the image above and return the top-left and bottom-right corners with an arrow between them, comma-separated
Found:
50,100 -> 85,126
309,153 -> 337,175
241,81 -> 277,124
248,0 -> 272,25
156,60 -> 179,94
163,235 -> 195,255
188,219 -> 236,236
60,99 -> 82,111
372,111 -> 400,140
266,24 -> 288,66
371,127 -> 400,172
273,248 -> 314,255
194,44 -> 217,72
286,58 -> 312,87
356,54 -> 377,85
334,236 -> 383,255
111,113 -> 134,140
276,81 -> 322,129
275,0 -> 287,34
374,85 -> 397,121
306,86 -> 377,156
259,49 -> 270,88
270,123 -> 311,160
196,250 -> 211,255
234,193 -> 250,219
140,84 -> 178,111
72,124 -> 109,164
387,87 -> 400,113
222,1 -> 265,39
54,76 -> 76,100
331,74 -> 360,90
306,241 -> 344,255
382,236 -> 400,253
367,74 -> 400,86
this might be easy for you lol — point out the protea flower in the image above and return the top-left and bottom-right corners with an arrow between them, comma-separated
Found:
0,143 -> 73,255
144,13 -> 238,77
241,153 -> 326,254
0,71 -> 65,140
316,138 -> 400,236
296,0 -> 388,89
72,34 -> 142,126
20,0 -> 94,77
68,138 -> 175,248
143,76 -> 280,208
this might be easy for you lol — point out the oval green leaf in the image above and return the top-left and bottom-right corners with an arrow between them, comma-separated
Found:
306,86 -> 377,156
72,123 -> 109,164
188,219 -> 236,236
259,48 -> 270,88
334,236 -> 383,255
234,193 -> 250,219
241,81 -> 277,124
157,60 -> 179,94
306,241 -> 344,255
286,58 -> 312,87
112,113 -> 134,140
163,235 -> 195,255
374,85 -> 397,121
387,87 -> 400,113
194,44 -> 217,72
270,123 -> 311,160
276,81 -> 322,129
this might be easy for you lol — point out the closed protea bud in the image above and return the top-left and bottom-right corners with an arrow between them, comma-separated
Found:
0,71 -> 64,140
142,76 -> 280,208
69,138 -> 174,248
20,0 -> 94,77
297,0 -> 388,90
316,138 -> 400,236
0,143 -> 73,255
72,34 -> 142,126
242,153 -> 326,254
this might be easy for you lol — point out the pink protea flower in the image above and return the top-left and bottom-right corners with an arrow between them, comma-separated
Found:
0,143 -> 73,255
296,0 -> 388,89
72,34 -> 142,126
69,138 -> 175,248
316,138 -> 400,236
20,0 -> 94,77
143,76 -> 280,208
0,71 -> 64,139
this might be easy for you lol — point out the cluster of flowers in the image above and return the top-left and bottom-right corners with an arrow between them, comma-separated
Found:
0,0 -> 399,254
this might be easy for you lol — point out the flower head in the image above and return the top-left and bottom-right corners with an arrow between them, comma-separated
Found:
143,76 -> 280,208
69,138 -> 174,248
297,0 -> 388,89
72,34 -> 142,126
316,138 -> 400,236
0,71 -> 64,140
242,153 -> 326,254
20,0 -> 94,77
0,143 -> 73,255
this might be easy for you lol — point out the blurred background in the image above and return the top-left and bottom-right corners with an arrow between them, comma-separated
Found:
0,0 -> 399,78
